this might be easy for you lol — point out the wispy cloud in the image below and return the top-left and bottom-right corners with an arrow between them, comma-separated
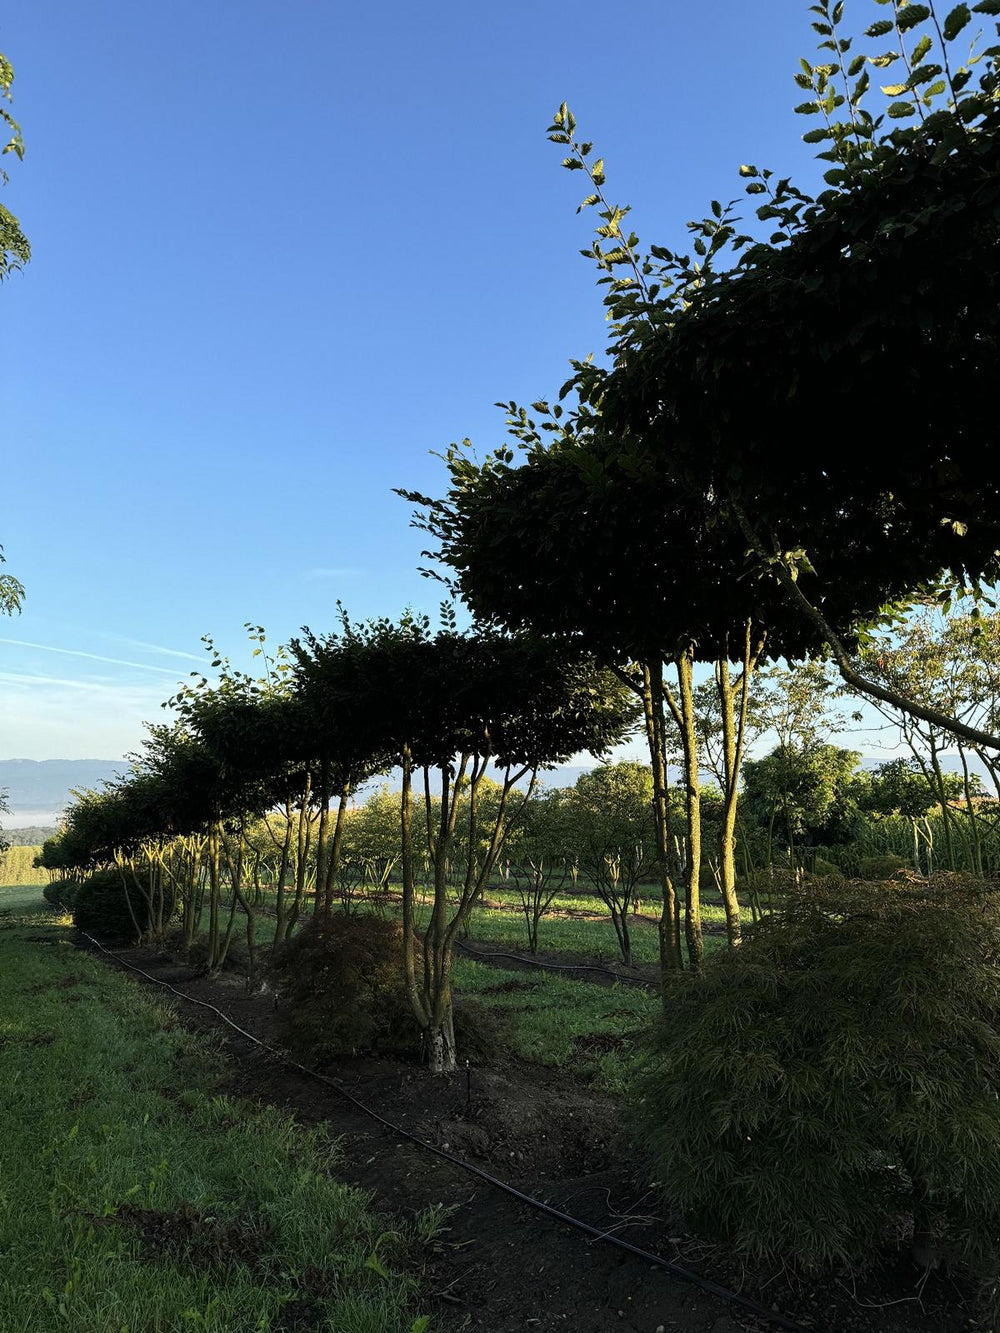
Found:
0,638 -> 185,675
101,634 -> 204,663
0,677 -> 171,759
0,670 -> 179,700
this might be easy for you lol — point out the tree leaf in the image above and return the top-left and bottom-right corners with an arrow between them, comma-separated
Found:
897,4 -> 931,31
911,33 -> 933,63
943,2 -> 972,37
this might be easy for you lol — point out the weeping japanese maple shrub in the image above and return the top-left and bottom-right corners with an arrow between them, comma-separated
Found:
270,911 -> 414,1059
631,878 -> 1000,1280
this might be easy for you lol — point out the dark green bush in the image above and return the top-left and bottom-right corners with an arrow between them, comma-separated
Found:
859,852 -> 908,880
632,878 -> 1000,1279
809,856 -> 841,878
42,878 -> 78,910
270,912 -> 417,1060
73,869 -> 174,942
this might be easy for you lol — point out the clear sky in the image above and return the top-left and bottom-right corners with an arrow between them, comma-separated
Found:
1,2 -> 871,761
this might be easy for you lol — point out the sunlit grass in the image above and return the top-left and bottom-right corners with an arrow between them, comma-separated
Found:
453,954 -> 658,1093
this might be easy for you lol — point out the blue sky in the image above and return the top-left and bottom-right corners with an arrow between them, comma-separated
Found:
2,2 -> 871,760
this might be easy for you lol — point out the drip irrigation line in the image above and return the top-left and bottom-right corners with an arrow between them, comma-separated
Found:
454,938 -> 659,989
79,930 -> 808,1333
219,894 -> 657,991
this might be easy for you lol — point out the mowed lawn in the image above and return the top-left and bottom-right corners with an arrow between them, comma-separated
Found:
0,891 -> 424,1333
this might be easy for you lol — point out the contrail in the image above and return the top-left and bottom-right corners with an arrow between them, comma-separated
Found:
101,634 -> 204,663
0,638 -> 186,675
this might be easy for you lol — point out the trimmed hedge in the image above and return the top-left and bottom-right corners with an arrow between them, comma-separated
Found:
42,879 -> 78,910
73,869 -> 174,942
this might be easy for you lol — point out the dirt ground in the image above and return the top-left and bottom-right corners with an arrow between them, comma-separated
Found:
78,937 -> 980,1333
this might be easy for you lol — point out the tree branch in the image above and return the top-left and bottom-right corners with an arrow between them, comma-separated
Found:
730,499 -> 1000,753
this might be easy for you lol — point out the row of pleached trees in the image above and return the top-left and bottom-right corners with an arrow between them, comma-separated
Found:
44,618 -> 634,1071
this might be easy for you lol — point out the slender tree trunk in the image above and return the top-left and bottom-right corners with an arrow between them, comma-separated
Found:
672,648 -> 703,971
314,757 -> 331,915
957,746 -> 983,876
400,746 -> 432,1053
323,787 -> 351,912
274,800 -> 293,942
207,825 -> 221,968
636,659 -> 683,997
929,740 -> 956,870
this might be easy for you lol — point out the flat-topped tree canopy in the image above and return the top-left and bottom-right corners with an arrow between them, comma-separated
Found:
407,431 -> 921,667
293,615 -> 636,774
598,99 -> 1000,596
55,721 -> 282,868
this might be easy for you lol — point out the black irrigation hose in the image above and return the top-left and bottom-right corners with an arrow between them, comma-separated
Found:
455,938 -> 659,990
79,931 -> 808,1333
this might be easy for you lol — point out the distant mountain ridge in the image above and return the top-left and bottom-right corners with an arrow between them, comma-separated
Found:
0,759 -> 598,823
0,758 -> 126,815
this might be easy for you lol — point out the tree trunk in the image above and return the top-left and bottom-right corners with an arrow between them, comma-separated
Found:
674,648 -> 704,971
425,1007 -> 457,1074
634,659 -> 683,1001
323,787 -> 351,912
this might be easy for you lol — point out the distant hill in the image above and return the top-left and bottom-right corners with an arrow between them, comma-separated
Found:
0,758 -> 126,822
4,825 -> 57,845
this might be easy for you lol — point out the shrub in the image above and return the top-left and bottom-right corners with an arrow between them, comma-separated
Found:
269,912 -> 417,1060
631,879 -> 1000,1279
809,856 -> 841,878
859,852 -> 908,879
73,869 -> 174,942
42,878 -> 78,910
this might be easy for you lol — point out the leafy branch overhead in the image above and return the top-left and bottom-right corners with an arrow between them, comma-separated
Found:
548,0 -> 1000,361
0,52 -> 30,281
402,0 -> 1000,771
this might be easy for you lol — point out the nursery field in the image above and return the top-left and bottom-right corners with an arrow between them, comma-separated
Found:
0,894 -> 425,1333
173,887 -> 667,1092
215,877 -> 734,967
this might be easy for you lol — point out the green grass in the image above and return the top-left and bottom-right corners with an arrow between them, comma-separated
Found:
0,883 -> 49,913
0,899 -> 426,1333
453,954 -> 659,1093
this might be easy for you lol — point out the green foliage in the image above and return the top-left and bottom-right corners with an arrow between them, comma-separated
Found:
858,851 -> 908,878
810,855 -> 841,877
0,52 -> 29,282
0,904 -> 419,1332
270,912 -> 417,1059
861,757 -> 944,821
742,743 -> 864,852
42,878 -> 78,910
632,878 -> 1000,1277
0,843 -> 48,885
73,869 -> 174,942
